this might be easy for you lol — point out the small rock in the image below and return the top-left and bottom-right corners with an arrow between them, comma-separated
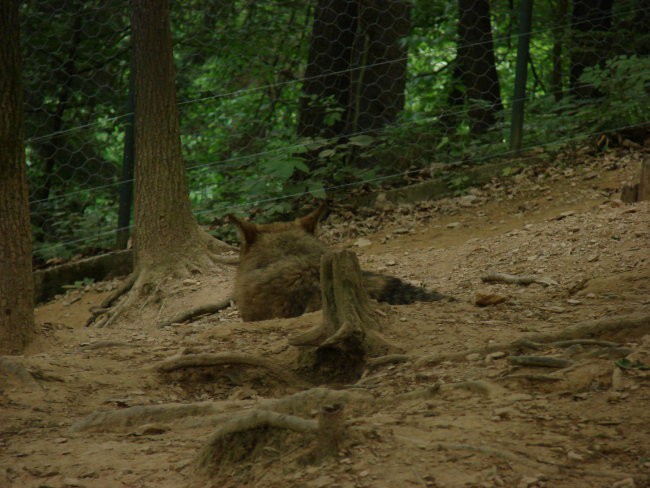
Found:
475,293 -> 507,307
553,210 -> 576,220
587,254 -> 599,262
446,222 -> 461,229
466,353 -> 481,361
493,407 -> 516,419
63,478 -> 84,487
518,475 -> 540,487
567,450 -> 584,461
612,478 -> 636,488
393,228 -> 409,234
182,279 -> 199,286
566,299 -> 582,305
386,259 -> 397,266
486,351 -> 506,361
354,238 -> 372,247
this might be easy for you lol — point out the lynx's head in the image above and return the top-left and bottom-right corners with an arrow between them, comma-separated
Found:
228,202 -> 327,257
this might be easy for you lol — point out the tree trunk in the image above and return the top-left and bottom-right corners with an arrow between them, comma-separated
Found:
297,0 -> 357,140
0,0 -> 35,354
457,0 -> 503,134
297,0 -> 410,146
569,0 -> 613,98
88,0 -> 233,327
131,0 -> 206,270
550,0 -> 569,101
346,0 -> 410,135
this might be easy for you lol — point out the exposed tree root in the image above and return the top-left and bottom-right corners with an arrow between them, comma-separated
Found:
396,436 -> 643,480
415,313 -> 650,367
71,387 -> 372,433
85,231 -> 237,327
157,298 -> 232,328
508,355 -> 574,368
156,352 -> 308,387
395,380 -> 507,402
481,271 -> 558,286
196,404 -> 346,472
0,356 -> 42,391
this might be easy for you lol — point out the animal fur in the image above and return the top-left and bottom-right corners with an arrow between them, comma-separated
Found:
230,203 -> 448,322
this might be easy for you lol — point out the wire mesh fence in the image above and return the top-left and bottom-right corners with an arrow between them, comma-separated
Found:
21,0 -> 650,263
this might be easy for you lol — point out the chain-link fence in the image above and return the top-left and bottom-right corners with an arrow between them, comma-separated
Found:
22,0 -> 650,264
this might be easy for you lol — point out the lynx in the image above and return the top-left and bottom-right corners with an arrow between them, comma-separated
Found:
230,203 -> 448,321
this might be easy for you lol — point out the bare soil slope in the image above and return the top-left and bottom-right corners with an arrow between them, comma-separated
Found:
2,147 -> 649,488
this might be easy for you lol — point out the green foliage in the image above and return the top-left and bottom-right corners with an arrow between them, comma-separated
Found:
21,0 -> 650,261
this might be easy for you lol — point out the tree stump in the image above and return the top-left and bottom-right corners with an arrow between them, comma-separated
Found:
290,250 -> 399,381
638,156 -> 650,201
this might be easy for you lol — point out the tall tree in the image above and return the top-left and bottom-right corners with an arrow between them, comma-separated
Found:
297,0 -> 410,145
93,0 -> 232,326
456,0 -> 503,134
346,0 -> 410,135
298,0 -> 357,140
569,0 -> 613,98
0,0 -> 35,354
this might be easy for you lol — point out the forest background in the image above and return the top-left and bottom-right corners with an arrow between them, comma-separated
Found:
19,0 -> 650,263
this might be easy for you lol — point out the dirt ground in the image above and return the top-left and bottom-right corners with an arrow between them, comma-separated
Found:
2,145 -> 649,488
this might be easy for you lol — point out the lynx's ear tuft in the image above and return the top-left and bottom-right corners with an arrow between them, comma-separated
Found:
297,201 -> 328,234
227,214 -> 259,248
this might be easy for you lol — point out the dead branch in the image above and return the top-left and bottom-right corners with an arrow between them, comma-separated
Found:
550,339 -> 620,348
77,341 -> 132,351
156,352 -> 308,387
415,313 -> 650,367
157,298 -> 232,328
366,354 -> 412,368
508,356 -> 574,368
481,272 -> 558,286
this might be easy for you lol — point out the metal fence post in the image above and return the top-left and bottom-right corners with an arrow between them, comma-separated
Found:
509,0 -> 534,153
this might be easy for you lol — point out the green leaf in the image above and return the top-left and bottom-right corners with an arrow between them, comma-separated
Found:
348,134 -> 375,147
318,148 -> 336,159
616,358 -> 650,371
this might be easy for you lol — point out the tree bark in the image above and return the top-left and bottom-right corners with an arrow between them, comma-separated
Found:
346,0 -> 410,135
131,0 -> 204,269
87,0 -> 233,327
569,0 -> 613,98
457,0 -> 504,134
550,0 -> 569,101
297,0 -> 410,146
298,0 -> 357,140
0,0 -> 35,354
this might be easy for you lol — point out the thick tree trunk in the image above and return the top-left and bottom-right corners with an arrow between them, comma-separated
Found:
346,0 -> 410,135
0,0 -> 35,354
131,0 -> 205,270
297,0 -> 410,145
86,0 -> 233,328
569,0 -> 613,98
550,0 -> 569,101
297,0 -> 357,140
457,0 -> 503,134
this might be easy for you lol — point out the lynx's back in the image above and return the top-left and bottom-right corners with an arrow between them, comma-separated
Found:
230,203 -> 450,322
230,205 -> 327,322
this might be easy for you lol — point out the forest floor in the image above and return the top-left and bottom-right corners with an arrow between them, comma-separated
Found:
2,144 -> 649,488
